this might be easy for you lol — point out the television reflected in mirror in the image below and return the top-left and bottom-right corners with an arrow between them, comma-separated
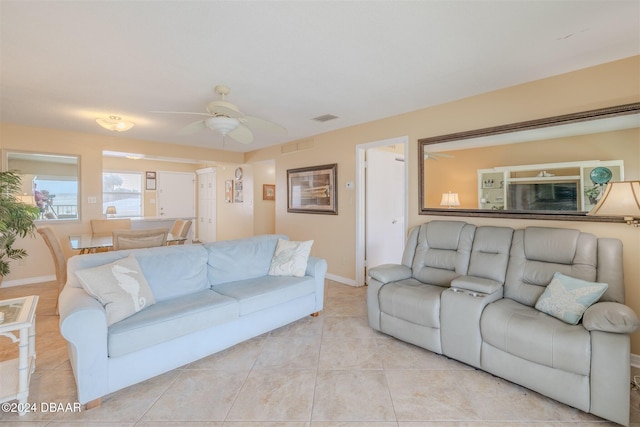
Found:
419,103 -> 640,221
5,151 -> 80,221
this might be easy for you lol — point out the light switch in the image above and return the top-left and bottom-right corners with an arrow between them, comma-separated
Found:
346,181 -> 354,190
88,196 -> 97,204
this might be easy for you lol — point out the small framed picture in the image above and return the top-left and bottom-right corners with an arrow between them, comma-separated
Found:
146,171 -> 156,190
225,180 -> 234,203
263,184 -> 275,201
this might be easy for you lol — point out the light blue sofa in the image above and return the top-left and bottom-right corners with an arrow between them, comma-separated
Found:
58,234 -> 327,406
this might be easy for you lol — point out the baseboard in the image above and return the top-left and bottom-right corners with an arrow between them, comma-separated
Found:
631,353 -> 640,368
1,275 -> 56,288
325,273 -> 359,287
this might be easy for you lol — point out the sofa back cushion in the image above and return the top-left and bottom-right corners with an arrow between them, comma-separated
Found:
504,227 -> 600,307
66,244 -> 210,302
205,234 -> 287,286
411,221 -> 476,286
467,226 -> 514,284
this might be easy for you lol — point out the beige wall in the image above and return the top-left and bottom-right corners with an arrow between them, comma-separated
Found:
246,55 -> 640,352
215,164 -> 254,240
1,56 -> 639,351
253,160 -> 276,235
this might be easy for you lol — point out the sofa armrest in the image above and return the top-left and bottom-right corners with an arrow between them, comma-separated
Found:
306,256 -> 327,313
451,275 -> 503,295
368,264 -> 412,285
58,286 -> 110,403
583,302 -> 640,334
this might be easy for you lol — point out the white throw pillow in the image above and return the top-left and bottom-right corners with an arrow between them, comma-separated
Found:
534,272 -> 608,325
268,239 -> 314,277
75,254 -> 156,326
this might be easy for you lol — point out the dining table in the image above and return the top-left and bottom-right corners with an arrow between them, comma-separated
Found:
69,232 -> 186,254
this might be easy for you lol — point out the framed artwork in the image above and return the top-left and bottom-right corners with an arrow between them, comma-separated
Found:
234,179 -> 243,203
145,171 -> 156,190
225,180 -> 234,203
287,163 -> 337,214
263,184 -> 275,201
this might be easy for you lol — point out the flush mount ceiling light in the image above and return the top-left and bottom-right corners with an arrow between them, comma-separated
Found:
96,115 -> 135,132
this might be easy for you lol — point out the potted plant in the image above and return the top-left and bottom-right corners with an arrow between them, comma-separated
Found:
0,171 -> 41,282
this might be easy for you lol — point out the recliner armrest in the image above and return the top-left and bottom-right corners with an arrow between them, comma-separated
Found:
450,275 -> 502,295
583,302 -> 640,334
368,264 -> 412,284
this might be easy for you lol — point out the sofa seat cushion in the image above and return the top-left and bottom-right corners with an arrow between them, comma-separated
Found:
212,275 -> 315,316
108,289 -> 238,357
378,278 -> 445,328
481,298 -> 590,376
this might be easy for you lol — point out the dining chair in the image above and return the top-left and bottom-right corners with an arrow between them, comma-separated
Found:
37,226 -> 67,314
112,228 -> 168,250
90,218 -> 132,236
168,219 -> 192,245
180,220 -> 192,239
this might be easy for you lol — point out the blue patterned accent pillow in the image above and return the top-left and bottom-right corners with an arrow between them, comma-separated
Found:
535,272 -> 608,325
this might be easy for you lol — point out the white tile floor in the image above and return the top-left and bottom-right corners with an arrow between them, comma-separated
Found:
1,280 -> 638,426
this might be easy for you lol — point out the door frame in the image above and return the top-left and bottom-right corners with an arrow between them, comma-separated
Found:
355,135 -> 409,287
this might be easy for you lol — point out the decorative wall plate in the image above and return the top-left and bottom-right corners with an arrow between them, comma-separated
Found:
590,167 -> 612,184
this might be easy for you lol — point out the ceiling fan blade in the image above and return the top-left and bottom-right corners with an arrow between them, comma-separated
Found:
177,120 -> 206,135
424,152 -> 454,160
227,124 -> 254,144
150,110 -> 211,117
241,116 -> 287,134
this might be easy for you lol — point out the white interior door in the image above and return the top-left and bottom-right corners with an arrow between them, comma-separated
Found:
156,171 -> 196,218
365,147 -> 405,269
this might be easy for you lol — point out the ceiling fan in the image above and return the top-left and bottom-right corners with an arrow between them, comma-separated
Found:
153,85 -> 287,144
424,152 -> 454,161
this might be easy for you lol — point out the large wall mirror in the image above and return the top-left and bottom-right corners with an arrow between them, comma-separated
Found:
6,151 -> 80,221
419,103 -> 640,221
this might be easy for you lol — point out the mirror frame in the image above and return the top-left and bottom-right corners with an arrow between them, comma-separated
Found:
418,102 -> 640,222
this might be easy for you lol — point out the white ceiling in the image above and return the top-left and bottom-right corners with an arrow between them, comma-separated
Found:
1,1 -> 639,153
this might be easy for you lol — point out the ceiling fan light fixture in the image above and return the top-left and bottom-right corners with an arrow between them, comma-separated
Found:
205,116 -> 240,135
96,115 -> 134,132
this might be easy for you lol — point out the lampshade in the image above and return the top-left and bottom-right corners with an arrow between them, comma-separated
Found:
587,181 -> 640,226
205,116 -> 240,135
440,191 -> 460,208
96,116 -> 135,132
105,206 -> 117,217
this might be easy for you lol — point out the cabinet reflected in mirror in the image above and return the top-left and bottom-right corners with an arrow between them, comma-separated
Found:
419,103 -> 640,221
6,151 -> 80,221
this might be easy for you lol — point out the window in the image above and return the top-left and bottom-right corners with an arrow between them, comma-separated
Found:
6,152 -> 80,221
102,172 -> 142,217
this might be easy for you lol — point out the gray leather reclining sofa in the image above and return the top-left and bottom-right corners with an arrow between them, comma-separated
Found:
367,220 -> 639,426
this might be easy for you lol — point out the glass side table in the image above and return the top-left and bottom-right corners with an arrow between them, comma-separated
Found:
0,295 -> 38,416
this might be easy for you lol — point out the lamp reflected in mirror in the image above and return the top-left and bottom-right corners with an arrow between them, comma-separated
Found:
105,206 -> 117,218
440,191 -> 460,208
587,181 -> 640,227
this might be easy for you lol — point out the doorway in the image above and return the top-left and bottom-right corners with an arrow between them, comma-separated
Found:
355,136 -> 408,287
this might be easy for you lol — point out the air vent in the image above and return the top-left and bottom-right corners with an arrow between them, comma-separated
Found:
312,114 -> 339,123
281,139 -> 315,155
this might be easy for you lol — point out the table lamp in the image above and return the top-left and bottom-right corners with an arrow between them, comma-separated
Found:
587,181 -> 640,226
440,191 -> 460,208
106,206 -> 117,218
